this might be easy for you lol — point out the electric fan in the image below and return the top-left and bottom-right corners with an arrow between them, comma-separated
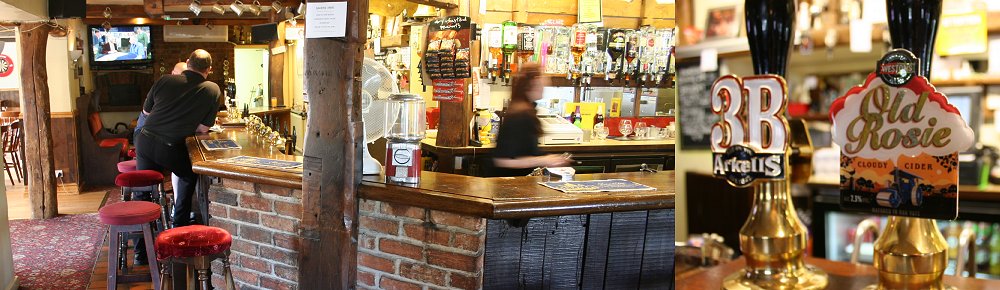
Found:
361,57 -> 401,174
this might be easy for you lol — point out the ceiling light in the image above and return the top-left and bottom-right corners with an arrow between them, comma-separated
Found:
212,3 -> 225,15
271,0 -> 283,13
247,0 -> 262,16
230,0 -> 244,16
189,0 -> 202,16
102,7 -> 112,18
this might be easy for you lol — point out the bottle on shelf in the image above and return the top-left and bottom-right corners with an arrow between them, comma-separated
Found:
501,20 -> 519,81
517,25 -> 536,67
624,29 -> 640,83
487,26 -> 503,82
990,223 -> 1000,275
569,23 -> 588,81
572,106 -> 582,128
607,29 -> 627,84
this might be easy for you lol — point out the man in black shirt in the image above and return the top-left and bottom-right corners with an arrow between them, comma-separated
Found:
136,49 -> 220,232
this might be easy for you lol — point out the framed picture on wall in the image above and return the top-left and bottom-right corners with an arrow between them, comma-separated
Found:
705,6 -> 740,39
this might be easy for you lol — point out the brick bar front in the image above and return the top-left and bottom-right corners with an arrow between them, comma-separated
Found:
207,178 -> 487,290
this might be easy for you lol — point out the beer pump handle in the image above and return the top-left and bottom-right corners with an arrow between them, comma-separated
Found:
744,0 -> 796,76
886,0 -> 942,78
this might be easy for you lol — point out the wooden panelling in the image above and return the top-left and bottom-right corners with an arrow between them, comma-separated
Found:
51,113 -> 80,187
484,209 -> 675,289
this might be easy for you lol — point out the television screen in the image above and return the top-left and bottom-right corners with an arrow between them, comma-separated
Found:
89,25 -> 152,62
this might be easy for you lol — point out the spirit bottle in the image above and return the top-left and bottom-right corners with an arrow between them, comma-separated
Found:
517,26 -> 536,66
624,30 -> 639,82
501,20 -> 518,78
607,29 -> 627,83
570,24 -> 588,80
487,26 -> 503,82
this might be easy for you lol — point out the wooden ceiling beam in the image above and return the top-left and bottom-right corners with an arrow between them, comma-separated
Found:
144,0 -> 164,17
87,5 -> 272,21
405,0 -> 457,9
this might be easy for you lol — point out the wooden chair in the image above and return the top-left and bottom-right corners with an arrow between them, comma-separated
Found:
1,122 -> 22,185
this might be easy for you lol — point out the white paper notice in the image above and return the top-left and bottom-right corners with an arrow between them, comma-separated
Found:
305,2 -> 347,38
989,36 -> 1000,74
700,48 -> 718,72
850,19 -> 872,53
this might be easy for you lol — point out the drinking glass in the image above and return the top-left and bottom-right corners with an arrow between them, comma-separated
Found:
634,122 -> 648,139
595,125 -> 609,140
618,119 -> 633,139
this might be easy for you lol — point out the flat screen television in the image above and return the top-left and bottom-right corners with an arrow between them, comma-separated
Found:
89,25 -> 153,70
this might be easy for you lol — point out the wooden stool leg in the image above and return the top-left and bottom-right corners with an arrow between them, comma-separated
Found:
118,232 -> 128,274
222,252 -> 235,290
142,224 -> 162,290
196,267 -> 210,290
186,264 -> 196,290
107,226 -> 119,290
159,260 -> 172,290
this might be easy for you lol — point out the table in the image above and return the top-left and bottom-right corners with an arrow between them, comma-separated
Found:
676,257 -> 1000,289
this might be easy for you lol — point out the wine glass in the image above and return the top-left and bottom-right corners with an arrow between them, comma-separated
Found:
634,122 -> 648,139
618,119 -> 633,139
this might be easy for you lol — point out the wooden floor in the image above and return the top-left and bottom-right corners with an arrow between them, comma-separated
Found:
5,183 -> 110,219
4,183 -> 110,220
88,239 -> 157,290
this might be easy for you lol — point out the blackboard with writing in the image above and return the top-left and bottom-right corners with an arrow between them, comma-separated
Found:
677,61 -> 719,150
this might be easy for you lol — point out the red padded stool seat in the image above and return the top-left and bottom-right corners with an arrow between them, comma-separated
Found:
100,200 -> 162,289
99,201 -> 161,225
115,170 -> 164,187
117,160 -> 137,173
155,225 -> 233,260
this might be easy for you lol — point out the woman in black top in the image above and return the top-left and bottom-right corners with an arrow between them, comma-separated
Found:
491,63 -> 571,176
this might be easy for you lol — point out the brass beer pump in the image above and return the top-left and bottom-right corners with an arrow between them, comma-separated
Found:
720,0 -> 828,288
865,0 -> 952,289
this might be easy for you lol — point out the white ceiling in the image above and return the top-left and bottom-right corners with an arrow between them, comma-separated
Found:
87,0 -> 144,4
0,1 -> 45,21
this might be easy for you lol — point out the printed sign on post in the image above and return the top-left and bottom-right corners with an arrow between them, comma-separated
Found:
831,49 -> 975,219
710,74 -> 790,187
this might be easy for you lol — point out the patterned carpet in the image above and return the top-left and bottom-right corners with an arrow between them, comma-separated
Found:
8,213 -> 106,290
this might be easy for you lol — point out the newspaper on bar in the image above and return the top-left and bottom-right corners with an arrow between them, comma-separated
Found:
215,155 -> 302,170
200,139 -> 241,151
540,179 -> 655,193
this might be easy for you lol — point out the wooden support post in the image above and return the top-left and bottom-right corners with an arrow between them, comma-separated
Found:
18,23 -> 58,219
299,0 -> 368,287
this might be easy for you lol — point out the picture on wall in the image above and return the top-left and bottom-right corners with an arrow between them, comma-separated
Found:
705,6 -> 739,39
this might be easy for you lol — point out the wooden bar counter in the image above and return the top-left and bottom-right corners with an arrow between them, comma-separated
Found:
187,128 -> 674,289
677,256 -> 1000,289
422,138 -> 676,176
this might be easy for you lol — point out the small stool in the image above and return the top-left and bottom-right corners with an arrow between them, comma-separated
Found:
116,170 -> 169,229
99,201 -> 162,290
117,160 -> 137,173
155,225 -> 235,290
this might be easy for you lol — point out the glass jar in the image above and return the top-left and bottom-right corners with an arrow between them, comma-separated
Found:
385,93 -> 426,142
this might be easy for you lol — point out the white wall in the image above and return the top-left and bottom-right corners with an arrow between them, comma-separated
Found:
45,34 -> 76,113
0,164 -> 14,289
234,48 -> 268,108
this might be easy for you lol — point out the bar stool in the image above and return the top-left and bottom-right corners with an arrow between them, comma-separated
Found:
117,160 -> 137,173
116,170 -> 170,227
99,201 -> 162,290
155,225 -> 236,290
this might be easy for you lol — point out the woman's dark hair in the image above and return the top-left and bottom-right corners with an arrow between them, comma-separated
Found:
510,63 -> 543,106
507,63 -> 543,134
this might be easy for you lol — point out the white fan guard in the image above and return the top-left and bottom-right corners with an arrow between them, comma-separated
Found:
360,58 -> 400,175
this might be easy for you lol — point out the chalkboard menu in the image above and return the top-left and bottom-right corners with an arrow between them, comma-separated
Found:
677,61 -> 719,150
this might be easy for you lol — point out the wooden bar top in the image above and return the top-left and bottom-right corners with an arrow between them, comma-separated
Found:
677,257 -> 1000,290
188,128 -> 674,219
421,137 -> 675,155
